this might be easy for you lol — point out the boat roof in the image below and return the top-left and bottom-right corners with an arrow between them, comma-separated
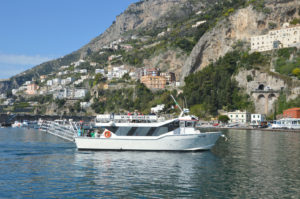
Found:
95,118 -> 178,128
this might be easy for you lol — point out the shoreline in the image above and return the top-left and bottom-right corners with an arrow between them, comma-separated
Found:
199,127 -> 300,133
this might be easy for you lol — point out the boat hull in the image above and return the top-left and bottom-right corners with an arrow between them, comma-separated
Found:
75,132 -> 222,151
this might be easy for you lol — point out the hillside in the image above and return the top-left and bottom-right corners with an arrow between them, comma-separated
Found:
1,0 -> 300,117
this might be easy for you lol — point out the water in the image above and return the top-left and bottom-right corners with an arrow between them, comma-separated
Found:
0,128 -> 300,198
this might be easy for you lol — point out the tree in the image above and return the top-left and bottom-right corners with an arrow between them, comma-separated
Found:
292,68 -> 300,77
218,115 -> 230,123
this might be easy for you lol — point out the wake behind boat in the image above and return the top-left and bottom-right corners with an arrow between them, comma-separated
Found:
75,96 -> 223,151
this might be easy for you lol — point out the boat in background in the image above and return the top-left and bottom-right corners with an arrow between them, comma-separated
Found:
12,121 -> 23,128
271,118 -> 300,129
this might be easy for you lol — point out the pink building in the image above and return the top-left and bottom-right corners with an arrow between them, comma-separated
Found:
26,83 -> 39,95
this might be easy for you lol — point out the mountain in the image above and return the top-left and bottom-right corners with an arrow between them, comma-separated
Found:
1,0 -> 300,116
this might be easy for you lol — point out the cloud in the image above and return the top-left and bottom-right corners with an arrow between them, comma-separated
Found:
0,53 -> 52,66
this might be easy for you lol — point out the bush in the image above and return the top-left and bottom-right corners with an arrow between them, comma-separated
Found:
247,75 -> 253,82
218,115 -> 230,123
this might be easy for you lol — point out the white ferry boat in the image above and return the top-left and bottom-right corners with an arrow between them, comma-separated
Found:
75,98 -> 223,151
271,118 -> 300,129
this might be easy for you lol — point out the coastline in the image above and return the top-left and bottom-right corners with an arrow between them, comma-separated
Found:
199,127 -> 300,133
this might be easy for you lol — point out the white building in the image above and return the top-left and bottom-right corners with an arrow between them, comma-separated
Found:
95,69 -> 105,75
227,110 -> 251,124
251,24 -> 300,52
53,78 -> 61,85
251,114 -> 266,125
151,104 -> 165,113
47,80 -> 53,86
25,81 -> 32,85
80,102 -> 91,109
80,69 -> 87,74
90,62 -> 97,67
0,93 -> 7,99
3,98 -> 14,106
12,89 -> 18,95
74,89 -> 88,99
107,65 -> 128,80
63,71 -> 70,75
72,59 -> 85,67
53,88 -> 74,99
192,20 -> 206,28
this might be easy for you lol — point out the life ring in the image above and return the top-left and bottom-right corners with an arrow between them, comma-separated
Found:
104,130 -> 111,138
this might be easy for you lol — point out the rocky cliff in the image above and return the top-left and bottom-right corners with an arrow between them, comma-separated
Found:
181,0 -> 300,82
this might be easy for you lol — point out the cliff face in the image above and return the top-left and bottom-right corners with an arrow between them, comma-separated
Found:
181,0 -> 300,82
78,0 -> 191,56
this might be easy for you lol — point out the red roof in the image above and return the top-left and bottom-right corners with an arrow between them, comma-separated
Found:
284,108 -> 300,111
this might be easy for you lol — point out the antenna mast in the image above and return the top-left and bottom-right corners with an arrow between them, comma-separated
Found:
170,95 -> 183,112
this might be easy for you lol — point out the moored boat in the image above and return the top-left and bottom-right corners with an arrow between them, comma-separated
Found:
271,118 -> 300,129
75,96 -> 223,151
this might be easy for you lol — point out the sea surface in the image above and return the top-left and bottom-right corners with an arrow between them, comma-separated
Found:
0,128 -> 300,198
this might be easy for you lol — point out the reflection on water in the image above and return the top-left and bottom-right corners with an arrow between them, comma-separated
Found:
0,128 -> 300,198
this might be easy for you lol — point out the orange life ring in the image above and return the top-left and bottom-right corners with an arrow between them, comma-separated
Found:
104,130 -> 111,138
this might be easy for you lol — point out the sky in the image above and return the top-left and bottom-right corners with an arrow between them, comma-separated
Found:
0,0 -> 138,79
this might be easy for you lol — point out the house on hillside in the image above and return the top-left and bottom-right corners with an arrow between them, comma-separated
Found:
26,83 -> 39,95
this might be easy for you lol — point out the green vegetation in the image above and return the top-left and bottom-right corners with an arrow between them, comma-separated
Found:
290,18 -> 300,25
91,82 -> 179,114
183,50 -> 261,116
54,99 -> 66,108
28,94 -> 53,104
274,92 -> 300,116
218,115 -> 230,123
275,48 -> 300,76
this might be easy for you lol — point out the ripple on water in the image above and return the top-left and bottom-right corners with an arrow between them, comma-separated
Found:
0,128 -> 300,198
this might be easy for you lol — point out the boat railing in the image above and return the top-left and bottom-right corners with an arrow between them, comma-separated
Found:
39,120 -> 78,142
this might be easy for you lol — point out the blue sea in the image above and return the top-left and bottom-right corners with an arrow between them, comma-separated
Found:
0,128 -> 300,198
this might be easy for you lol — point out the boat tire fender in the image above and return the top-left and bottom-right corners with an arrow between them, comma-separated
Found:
104,130 -> 111,138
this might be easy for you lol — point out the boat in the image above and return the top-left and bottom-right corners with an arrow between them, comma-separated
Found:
11,121 -> 23,128
75,96 -> 223,151
271,118 -> 300,129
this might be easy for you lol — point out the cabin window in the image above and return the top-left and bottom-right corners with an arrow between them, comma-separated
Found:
180,121 -> 185,127
186,122 -> 193,127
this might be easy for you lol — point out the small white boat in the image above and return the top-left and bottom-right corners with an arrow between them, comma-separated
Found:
12,121 -> 23,128
271,118 -> 300,129
75,96 -> 223,152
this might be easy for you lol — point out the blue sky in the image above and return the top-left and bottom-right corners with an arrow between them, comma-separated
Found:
0,0 -> 138,79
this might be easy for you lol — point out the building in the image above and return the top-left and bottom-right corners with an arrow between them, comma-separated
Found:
107,65 -> 128,80
151,104 -> 165,113
161,72 -> 176,85
40,75 -> 47,80
0,93 -> 6,99
227,110 -> 251,124
74,89 -> 88,99
251,24 -> 300,52
26,83 -> 39,95
47,80 -> 53,86
80,102 -> 91,109
95,69 -> 105,75
53,78 -> 61,85
146,68 -> 160,76
141,76 -> 167,89
25,81 -> 32,85
283,108 -> 300,118
80,69 -> 87,74
90,62 -> 97,67
251,114 -> 266,125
